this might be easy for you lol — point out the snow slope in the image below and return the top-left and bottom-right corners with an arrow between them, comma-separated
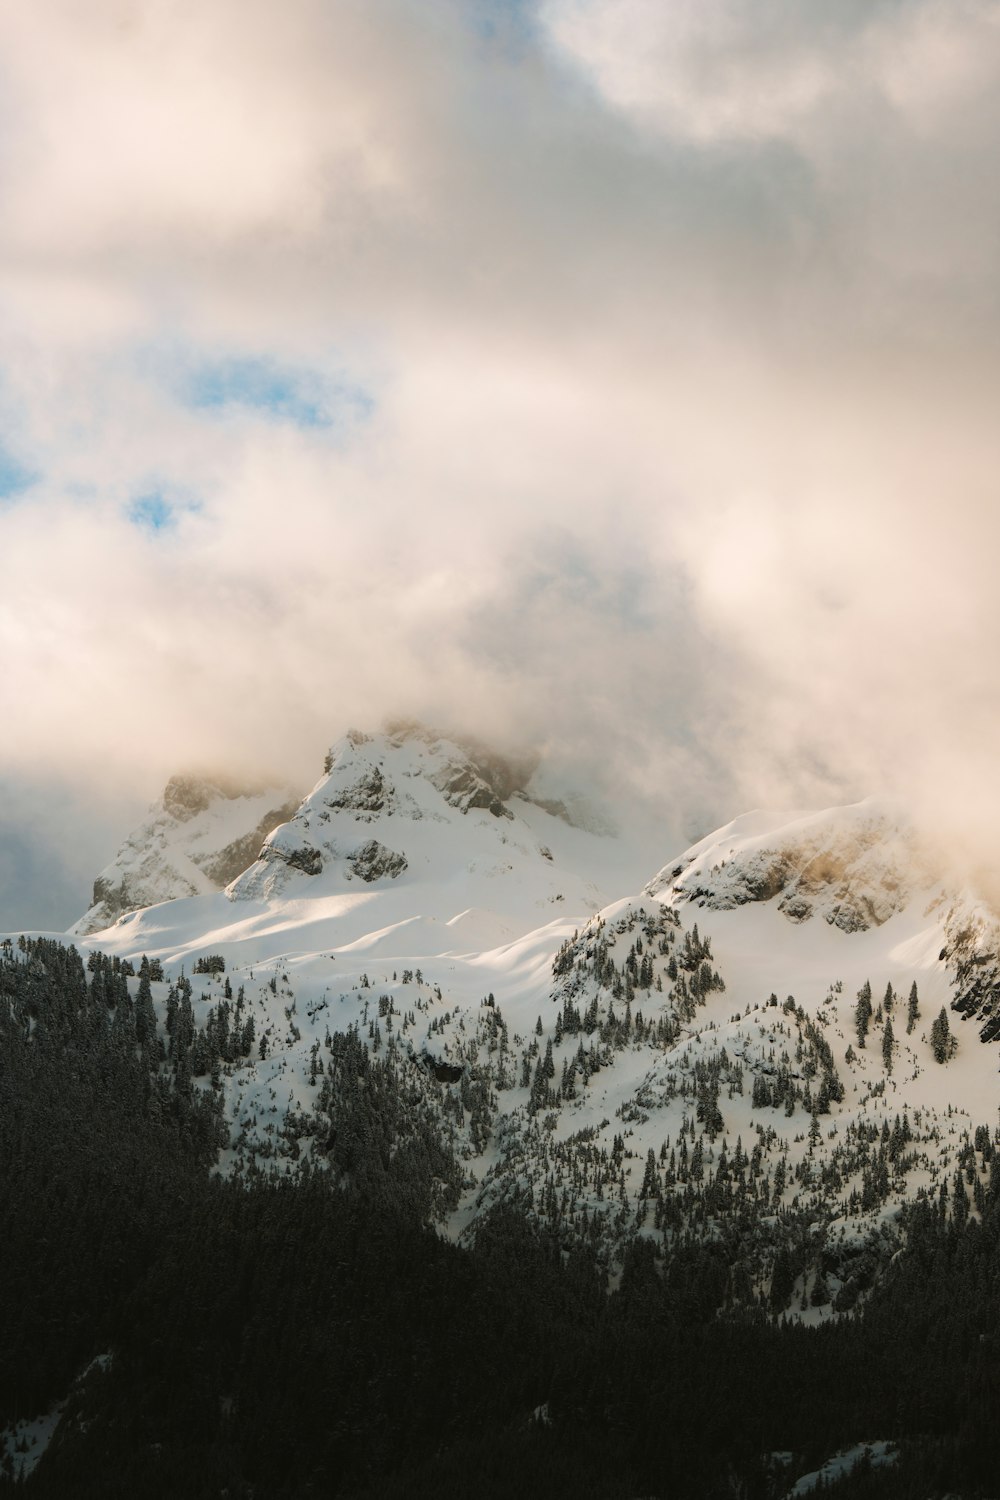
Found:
89,725 -> 653,965
34,763 -> 1000,1309
646,797 -> 935,931
227,723 -> 644,916
72,773 -> 301,935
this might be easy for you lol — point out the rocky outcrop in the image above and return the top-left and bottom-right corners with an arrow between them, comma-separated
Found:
648,802 -> 934,934
282,845 -> 324,876
386,720 -> 537,819
349,840 -> 407,883
323,766 -> 392,820
199,801 -> 302,886
73,777 -> 301,934
939,899 -> 1000,1041
427,760 -> 513,819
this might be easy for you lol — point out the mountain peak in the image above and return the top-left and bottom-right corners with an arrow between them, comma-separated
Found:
647,797 -> 935,932
230,726 -> 581,904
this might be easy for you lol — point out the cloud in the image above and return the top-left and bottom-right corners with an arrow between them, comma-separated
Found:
539,0 -> 1000,147
539,0 -> 1000,312
0,0 -> 999,924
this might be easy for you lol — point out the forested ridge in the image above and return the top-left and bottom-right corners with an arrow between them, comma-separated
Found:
3,938 -> 1000,1498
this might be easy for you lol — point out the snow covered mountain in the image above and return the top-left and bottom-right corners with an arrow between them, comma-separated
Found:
225,722 -> 639,922
646,798 -> 935,932
645,798 -> 1000,1036
40,744 -> 1000,1315
12,760 -> 1000,1491
72,773 -> 301,935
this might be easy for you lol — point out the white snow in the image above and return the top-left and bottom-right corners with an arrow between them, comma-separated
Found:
785,1439 -> 897,1495
72,774 -> 300,935
0,1405 -> 65,1481
10,745 -> 1000,1284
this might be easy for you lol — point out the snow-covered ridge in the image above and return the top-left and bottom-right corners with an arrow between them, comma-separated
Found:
644,798 -> 1000,1036
646,798 -> 937,933
227,724 -> 613,909
72,773 -> 301,935
34,757 -> 1000,1311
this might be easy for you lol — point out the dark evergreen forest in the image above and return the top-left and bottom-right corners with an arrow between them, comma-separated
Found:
3,938 -> 1000,1498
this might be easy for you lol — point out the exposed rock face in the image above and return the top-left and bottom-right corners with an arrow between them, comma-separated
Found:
350,839 -> 407,883
386,720 -> 534,819
281,845 -> 325,877
200,806 -> 303,886
73,777 -> 301,934
323,766 -> 392,820
647,800 -> 935,934
162,774 -> 234,822
88,872 -> 139,928
939,898 -> 1000,1041
427,760 -> 513,819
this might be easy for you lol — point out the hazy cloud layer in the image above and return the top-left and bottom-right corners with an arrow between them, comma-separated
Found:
1,0 -> 999,922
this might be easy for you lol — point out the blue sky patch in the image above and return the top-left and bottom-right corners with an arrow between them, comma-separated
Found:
468,0 -> 538,44
0,444 -> 37,501
128,489 -> 201,533
175,353 -> 373,431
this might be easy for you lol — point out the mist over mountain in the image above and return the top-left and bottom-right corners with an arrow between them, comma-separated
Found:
3,0 -> 1000,932
3,0 -> 1000,1492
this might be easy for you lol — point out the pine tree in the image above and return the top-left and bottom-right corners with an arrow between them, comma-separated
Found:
906,981 -> 920,1035
882,1016 -> 894,1074
930,1007 -> 953,1064
855,981 -> 873,1047
135,969 -> 157,1051
808,1113 -> 821,1155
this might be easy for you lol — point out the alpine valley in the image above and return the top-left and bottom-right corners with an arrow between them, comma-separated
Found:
5,724 -> 1000,1499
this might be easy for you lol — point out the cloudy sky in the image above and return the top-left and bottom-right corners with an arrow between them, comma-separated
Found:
1,0 -> 999,926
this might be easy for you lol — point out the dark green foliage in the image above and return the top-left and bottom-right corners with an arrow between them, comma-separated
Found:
6,939 -> 1000,1498
930,1006 -> 954,1063
192,954 -> 226,975
0,938 -> 223,1419
906,980 -> 919,1034
316,1027 -> 463,1219
882,1015 -> 894,1073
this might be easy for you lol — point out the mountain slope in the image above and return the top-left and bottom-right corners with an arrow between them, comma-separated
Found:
72,773 -> 300,935
646,797 -> 935,931
11,775 -> 1000,1496
56,775 -> 1000,1318
644,796 -> 1000,1038
225,723 -> 635,923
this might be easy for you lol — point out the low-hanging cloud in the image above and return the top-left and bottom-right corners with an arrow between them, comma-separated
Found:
1,0 -> 1000,924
